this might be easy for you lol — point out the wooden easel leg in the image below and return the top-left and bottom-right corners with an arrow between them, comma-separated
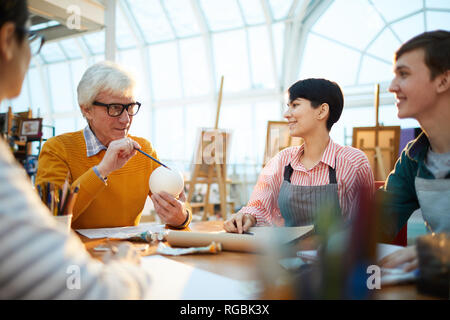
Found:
187,164 -> 199,203
202,165 -> 214,221
216,163 -> 227,220
375,146 -> 387,181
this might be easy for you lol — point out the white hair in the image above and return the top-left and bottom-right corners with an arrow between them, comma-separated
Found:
77,61 -> 136,107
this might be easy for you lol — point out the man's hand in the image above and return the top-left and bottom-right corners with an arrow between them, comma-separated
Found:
97,138 -> 140,177
151,191 -> 187,227
223,212 -> 256,234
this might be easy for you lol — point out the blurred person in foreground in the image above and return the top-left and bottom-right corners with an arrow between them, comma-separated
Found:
0,0 -> 153,299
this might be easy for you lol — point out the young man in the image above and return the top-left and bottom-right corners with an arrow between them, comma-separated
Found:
378,30 -> 450,271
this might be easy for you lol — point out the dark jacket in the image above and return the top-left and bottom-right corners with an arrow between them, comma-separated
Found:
377,132 -> 450,240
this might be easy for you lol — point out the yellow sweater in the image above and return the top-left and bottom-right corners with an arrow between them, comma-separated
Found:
36,130 -> 191,229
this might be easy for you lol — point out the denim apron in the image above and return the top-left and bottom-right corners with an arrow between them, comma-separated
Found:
277,162 -> 341,226
415,174 -> 450,233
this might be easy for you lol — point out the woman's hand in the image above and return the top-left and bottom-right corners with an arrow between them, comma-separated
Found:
223,212 -> 256,234
151,191 -> 188,227
97,138 -> 140,177
378,245 -> 418,272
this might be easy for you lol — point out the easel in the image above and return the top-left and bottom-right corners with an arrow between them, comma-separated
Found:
186,76 -> 234,220
262,120 -> 303,167
352,84 -> 400,181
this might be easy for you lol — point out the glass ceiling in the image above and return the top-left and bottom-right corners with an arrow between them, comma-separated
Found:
3,0 -> 450,167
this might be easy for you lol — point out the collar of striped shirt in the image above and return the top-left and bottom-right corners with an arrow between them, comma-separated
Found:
290,138 -> 337,170
83,125 -> 107,157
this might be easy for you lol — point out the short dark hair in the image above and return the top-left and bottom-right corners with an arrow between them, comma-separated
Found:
0,0 -> 29,42
287,78 -> 344,131
395,30 -> 450,80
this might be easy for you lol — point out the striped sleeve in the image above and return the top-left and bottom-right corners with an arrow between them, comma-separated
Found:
238,149 -> 290,226
0,140 -> 152,300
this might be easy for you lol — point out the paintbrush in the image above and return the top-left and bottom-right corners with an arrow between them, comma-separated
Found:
135,148 -> 170,169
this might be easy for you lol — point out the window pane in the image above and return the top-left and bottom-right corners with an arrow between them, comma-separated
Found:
148,43 -> 182,101
426,0 -> 450,9
164,0 -> 200,37
179,37 -> 211,97
116,4 -> 137,49
48,63 -> 74,112
367,28 -> 401,62
272,22 -> 285,81
27,67 -> 49,116
59,39 -> 82,59
238,0 -> 265,25
254,100 -> 284,164
118,49 -> 146,99
269,0 -> 293,21
54,117 -> 77,136
391,13 -> 425,43
152,106 -> 184,161
220,102 -> 254,163
358,56 -> 393,84
426,11 -> 450,31
82,31 -> 105,55
200,0 -> 244,31
372,0 -> 423,22
248,26 -> 276,89
185,102 -> 213,162
9,74 -> 30,110
299,34 -> 361,87
127,0 -> 175,43
312,0 -> 384,51
212,29 -> 250,92
39,42 -> 66,63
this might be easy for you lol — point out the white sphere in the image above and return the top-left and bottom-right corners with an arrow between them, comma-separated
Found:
149,166 -> 184,198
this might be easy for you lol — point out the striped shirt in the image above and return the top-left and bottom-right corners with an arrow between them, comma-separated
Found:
0,138 -> 152,299
239,139 -> 374,226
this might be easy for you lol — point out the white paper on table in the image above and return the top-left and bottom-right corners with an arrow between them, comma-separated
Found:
141,255 -> 259,300
76,222 -> 166,239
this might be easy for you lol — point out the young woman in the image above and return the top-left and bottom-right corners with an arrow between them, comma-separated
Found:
224,78 -> 374,233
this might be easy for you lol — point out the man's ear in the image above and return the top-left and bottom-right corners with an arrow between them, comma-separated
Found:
80,105 -> 92,120
317,103 -> 329,120
436,70 -> 450,94
0,22 -> 17,61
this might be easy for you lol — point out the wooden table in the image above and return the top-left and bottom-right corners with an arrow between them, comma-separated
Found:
79,220 -> 437,300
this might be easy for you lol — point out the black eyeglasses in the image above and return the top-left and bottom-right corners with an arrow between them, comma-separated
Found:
16,27 -> 45,56
92,101 -> 141,117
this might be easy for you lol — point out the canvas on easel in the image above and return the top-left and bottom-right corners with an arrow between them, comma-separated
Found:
352,84 -> 400,181
263,121 -> 303,167
352,126 -> 400,181
186,76 -> 234,220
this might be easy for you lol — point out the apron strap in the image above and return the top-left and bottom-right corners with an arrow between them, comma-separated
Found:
283,162 -> 337,184
329,165 -> 337,184
283,164 -> 294,183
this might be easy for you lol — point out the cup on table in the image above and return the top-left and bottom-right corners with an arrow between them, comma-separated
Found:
54,214 -> 73,233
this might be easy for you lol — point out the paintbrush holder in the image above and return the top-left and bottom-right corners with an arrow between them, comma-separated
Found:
54,214 -> 72,233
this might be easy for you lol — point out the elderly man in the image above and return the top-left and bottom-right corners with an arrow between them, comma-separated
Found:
36,61 -> 191,229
